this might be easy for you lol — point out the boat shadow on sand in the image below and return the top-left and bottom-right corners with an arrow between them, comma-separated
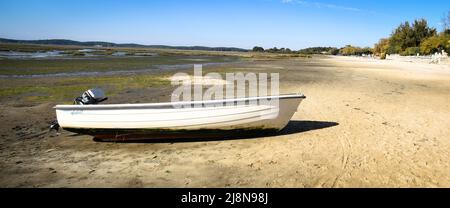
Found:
89,120 -> 339,143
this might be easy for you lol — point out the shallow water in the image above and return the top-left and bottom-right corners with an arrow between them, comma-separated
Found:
0,50 -> 65,59
0,61 -> 243,78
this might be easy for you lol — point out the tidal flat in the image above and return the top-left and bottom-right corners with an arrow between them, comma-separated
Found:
1,45 -> 449,187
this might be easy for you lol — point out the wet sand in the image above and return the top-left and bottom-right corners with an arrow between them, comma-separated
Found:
1,56 -> 449,187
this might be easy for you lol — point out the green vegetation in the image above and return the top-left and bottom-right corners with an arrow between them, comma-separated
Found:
401,47 -> 421,56
297,47 -> 339,55
374,38 -> 390,59
265,47 -> 292,53
252,46 -> 264,52
375,13 -> 450,57
0,74 -> 171,104
250,45 -> 372,56
0,55 -> 240,75
339,45 -> 373,56
389,19 -> 436,54
0,43 -> 83,52
419,33 -> 450,54
251,46 -> 296,54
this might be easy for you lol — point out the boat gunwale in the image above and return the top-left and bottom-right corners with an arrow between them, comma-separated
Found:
55,93 -> 305,110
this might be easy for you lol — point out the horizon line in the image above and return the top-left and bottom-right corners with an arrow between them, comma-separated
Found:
0,37 -> 373,51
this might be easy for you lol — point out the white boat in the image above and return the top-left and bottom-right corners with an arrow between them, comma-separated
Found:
54,92 -> 305,140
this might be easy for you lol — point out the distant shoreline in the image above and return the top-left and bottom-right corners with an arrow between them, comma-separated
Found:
0,37 -> 249,52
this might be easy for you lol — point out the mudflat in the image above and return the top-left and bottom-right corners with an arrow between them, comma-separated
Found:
1,55 -> 449,187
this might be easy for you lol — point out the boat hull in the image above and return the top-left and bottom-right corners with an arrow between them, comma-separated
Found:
55,94 -> 305,139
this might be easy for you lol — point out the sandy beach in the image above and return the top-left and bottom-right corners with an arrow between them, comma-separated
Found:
1,55 -> 449,187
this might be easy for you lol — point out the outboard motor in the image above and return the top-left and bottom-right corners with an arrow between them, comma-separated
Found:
74,88 -> 108,105
50,88 -> 108,131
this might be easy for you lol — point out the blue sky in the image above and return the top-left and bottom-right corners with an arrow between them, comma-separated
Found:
0,0 -> 448,49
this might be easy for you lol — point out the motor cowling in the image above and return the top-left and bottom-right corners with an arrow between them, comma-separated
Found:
74,88 -> 108,105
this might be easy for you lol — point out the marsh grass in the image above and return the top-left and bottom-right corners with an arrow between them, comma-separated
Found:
0,43 -> 84,52
0,55 -> 241,75
0,74 -> 171,105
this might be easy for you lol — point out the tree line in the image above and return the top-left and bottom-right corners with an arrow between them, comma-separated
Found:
253,11 -> 450,59
374,12 -> 450,59
252,45 -> 373,56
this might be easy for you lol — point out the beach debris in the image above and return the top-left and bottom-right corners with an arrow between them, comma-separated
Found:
48,168 -> 57,174
49,121 -> 60,131
45,149 -> 55,153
